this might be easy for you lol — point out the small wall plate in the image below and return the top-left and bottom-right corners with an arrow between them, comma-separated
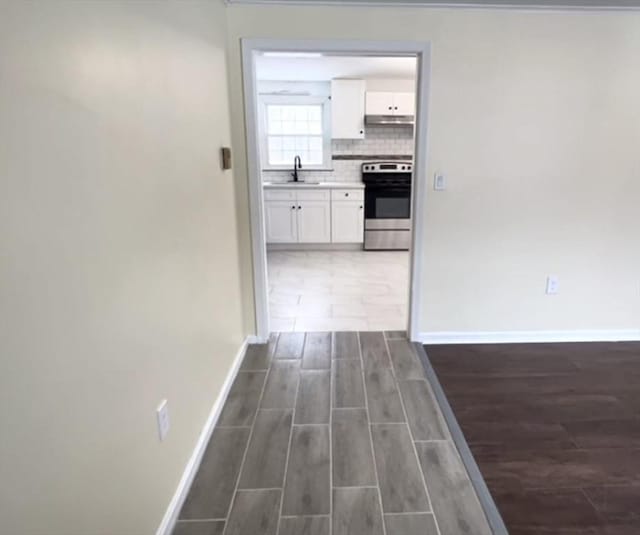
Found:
221,147 -> 232,170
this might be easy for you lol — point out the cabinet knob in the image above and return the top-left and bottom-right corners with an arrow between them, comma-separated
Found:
298,205 -> 301,210
291,205 -> 296,210
388,106 -> 392,110
345,192 -> 349,197
394,106 -> 398,110
359,205 -> 363,209
359,130 -> 363,134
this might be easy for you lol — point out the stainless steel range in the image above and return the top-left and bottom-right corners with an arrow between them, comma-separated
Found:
362,161 -> 412,250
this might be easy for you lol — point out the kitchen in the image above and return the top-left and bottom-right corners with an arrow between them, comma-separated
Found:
256,53 -> 418,332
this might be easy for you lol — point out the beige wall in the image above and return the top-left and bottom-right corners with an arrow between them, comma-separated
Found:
226,4 -> 640,335
0,1 -> 245,534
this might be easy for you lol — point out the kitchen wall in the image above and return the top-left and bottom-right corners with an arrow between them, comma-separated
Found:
227,4 -> 640,337
0,1 -> 245,534
260,80 -> 415,183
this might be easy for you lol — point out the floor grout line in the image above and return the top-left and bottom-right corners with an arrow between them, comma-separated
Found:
328,332 -> 334,535
275,332 -> 304,534
381,333 -> 443,535
357,331 -> 389,535
220,333 -> 280,535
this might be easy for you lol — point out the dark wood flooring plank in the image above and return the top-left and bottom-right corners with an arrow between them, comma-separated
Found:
563,419 -> 640,449
241,333 -> 277,371
416,441 -> 492,535
274,332 -> 305,359
295,370 -> 330,424
238,409 -> 292,489
333,359 -> 365,408
385,330 -> 407,340
388,339 -> 425,380
383,513 -> 439,535
359,331 -> 392,370
282,425 -> 330,515
218,371 -> 266,426
399,380 -> 447,440
302,332 -> 331,369
333,487 -> 384,535
261,360 -> 300,409
364,368 -> 405,423
225,489 -> 281,535
179,427 -> 250,519
333,331 -> 360,359
278,516 -> 330,535
492,488 -> 602,534
331,409 -> 376,487
172,521 -> 225,535
370,424 -> 430,513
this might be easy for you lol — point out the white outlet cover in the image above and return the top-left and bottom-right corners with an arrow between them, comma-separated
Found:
434,173 -> 446,191
546,275 -> 559,295
156,399 -> 170,441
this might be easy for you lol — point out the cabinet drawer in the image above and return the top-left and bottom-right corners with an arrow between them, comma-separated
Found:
264,189 -> 296,201
296,189 -> 330,201
331,189 -> 364,201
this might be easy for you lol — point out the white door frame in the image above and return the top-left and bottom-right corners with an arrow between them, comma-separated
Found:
241,38 -> 432,342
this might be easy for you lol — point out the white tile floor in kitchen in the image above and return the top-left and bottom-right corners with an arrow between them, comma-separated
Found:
267,250 -> 409,332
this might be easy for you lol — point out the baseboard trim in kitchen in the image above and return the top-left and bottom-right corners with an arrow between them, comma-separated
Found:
414,342 -> 509,535
267,243 -> 364,251
155,336 -> 250,535
417,329 -> 640,344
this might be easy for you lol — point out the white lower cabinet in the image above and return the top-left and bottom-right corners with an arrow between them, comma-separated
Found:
297,200 -> 331,243
264,200 -> 297,243
331,200 -> 364,243
264,187 -> 364,245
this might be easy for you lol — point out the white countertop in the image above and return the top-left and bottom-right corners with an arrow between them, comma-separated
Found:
263,181 -> 364,189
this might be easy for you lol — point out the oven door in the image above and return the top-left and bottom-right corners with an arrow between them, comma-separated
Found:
364,186 -> 411,220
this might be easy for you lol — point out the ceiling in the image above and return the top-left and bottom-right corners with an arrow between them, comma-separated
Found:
256,55 -> 417,82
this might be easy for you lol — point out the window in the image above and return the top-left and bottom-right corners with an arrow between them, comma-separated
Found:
260,96 -> 331,170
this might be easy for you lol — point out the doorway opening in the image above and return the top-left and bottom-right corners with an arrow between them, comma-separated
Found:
241,40 -> 431,341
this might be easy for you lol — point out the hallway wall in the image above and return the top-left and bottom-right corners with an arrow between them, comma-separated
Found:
225,4 -> 640,337
0,1 -> 244,534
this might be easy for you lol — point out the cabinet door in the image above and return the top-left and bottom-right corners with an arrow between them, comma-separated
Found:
365,92 -> 395,115
264,200 -> 297,243
297,200 -> 331,243
331,79 -> 365,139
393,92 -> 416,115
331,200 -> 364,243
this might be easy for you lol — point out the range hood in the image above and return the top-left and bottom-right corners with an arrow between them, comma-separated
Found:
365,114 -> 414,127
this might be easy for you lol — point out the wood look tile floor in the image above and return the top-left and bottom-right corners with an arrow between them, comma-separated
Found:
267,251 -> 409,332
173,332 -> 492,535
427,342 -> 640,535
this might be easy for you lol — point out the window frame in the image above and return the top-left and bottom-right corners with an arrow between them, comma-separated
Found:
259,95 -> 333,171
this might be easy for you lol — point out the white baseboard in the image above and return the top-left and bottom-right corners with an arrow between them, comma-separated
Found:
418,329 -> 640,345
155,337 -> 250,535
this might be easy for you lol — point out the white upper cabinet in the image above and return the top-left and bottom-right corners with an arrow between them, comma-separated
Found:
331,79 -> 365,139
366,91 -> 415,115
393,92 -> 416,115
365,91 -> 395,115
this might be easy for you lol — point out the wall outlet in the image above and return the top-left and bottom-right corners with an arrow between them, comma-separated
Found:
434,173 -> 446,191
156,399 -> 170,441
546,275 -> 559,295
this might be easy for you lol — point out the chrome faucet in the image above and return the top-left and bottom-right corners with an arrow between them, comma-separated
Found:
292,155 -> 302,182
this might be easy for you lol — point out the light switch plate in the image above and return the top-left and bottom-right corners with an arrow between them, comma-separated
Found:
434,173 -> 446,191
156,399 -> 170,441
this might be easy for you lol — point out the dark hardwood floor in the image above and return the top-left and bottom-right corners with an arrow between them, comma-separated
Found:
426,342 -> 640,535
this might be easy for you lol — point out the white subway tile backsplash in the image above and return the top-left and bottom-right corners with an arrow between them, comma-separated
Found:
262,125 -> 413,183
